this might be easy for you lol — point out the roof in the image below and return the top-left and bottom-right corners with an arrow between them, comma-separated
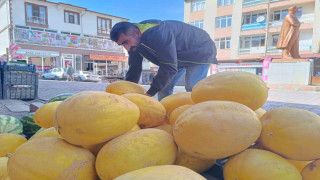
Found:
39,0 -> 129,21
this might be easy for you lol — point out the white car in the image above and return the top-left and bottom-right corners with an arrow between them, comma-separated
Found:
73,71 -> 101,82
41,68 -> 68,80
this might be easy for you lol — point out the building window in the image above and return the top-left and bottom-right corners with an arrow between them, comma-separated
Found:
25,3 -> 47,26
272,34 -> 279,46
190,20 -> 204,29
218,0 -> 234,7
65,11 -> 80,25
97,17 -> 111,35
191,0 -> 205,12
215,15 -> 232,28
272,8 -> 302,21
240,35 -> 265,48
215,37 -> 231,49
243,12 -> 266,24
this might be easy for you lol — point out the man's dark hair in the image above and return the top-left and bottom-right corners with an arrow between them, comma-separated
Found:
110,22 -> 139,42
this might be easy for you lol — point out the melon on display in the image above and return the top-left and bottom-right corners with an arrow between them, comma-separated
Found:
160,92 -> 194,115
122,93 -> 166,128
287,159 -> 311,173
48,93 -> 74,103
106,81 -> 146,95
0,133 -> 27,157
96,129 -> 177,180
29,127 -> 60,140
114,165 -> 206,180
7,137 -> 97,180
173,101 -> 261,159
255,108 -> 267,119
0,157 -> 8,180
34,101 -> 62,128
191,71 -> 268,110
260,107 -> 320,161
224,149 -> 302,180
0,115 -> 23,134
19,112 -> 41,139
301,159 -> 320,180
154,123 -> 173,136
55,91 -> 140,146
175,149 -> 216,173
169,104 -> 192,125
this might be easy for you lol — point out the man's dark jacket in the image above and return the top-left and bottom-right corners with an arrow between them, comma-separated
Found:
126,20 -> 217,96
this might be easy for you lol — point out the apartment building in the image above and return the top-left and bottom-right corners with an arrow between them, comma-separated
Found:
184,0 -> 320,84
0,0 -> 128,76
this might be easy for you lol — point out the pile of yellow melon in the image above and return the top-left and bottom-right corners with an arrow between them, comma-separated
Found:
1,71 -> 320,180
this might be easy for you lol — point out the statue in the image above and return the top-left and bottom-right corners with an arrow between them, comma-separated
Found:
277,6 -> 301,59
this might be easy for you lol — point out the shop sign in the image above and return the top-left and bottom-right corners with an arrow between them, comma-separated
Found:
16,49 -> 59,57
89,54 -> 128,62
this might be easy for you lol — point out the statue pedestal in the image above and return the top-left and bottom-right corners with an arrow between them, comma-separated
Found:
267,59 -> 311,85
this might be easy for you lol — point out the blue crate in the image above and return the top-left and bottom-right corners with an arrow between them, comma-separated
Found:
3,71 -> 38,86
6,64 -> 36,73
3,84 -> 38,100
0,62 -> 7,71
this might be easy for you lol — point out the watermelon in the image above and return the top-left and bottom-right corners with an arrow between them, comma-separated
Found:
19,112 -> 41,139
0,115 -> 23,134
48,93 -> 74,103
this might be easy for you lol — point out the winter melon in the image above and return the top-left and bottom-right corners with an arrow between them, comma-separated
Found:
0,115 -> 23,134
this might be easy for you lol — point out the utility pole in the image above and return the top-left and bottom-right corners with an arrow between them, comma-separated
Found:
264,0 -> 271,56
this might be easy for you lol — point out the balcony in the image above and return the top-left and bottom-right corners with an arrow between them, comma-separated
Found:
269,14 -> 314,27
239,46 -> 265,54
242,23 -> 266,31
267,45 -> 312,53
13,28 -> 123,53
243,0 -> 283,7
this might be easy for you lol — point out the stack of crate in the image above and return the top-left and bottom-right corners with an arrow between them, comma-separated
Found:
0,62 -> 38,100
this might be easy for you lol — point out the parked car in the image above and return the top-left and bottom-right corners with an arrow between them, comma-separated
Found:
41,68 -> 68,80
73,71 -> 101,82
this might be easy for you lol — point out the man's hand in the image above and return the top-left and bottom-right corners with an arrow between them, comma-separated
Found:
144,93 -> 152,97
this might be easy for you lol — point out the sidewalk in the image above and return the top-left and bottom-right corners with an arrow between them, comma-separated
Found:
0,80 -> 319,119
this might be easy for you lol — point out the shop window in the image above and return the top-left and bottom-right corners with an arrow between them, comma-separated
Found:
25,3 -> 47,26
216,15 -> 232,28
191,0 -> 205,12
65,11 -> 80,25
97,17 -> 112,35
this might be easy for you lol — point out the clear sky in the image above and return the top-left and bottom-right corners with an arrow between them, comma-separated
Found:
49,0 -> 184,23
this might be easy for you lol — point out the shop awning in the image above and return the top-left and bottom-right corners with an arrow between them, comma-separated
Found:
89,54 -> 128,61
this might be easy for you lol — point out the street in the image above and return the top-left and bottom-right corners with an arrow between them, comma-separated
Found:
38,80 -> 320,115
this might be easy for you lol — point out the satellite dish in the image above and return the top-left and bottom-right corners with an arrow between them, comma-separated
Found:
256,15 -> 266,23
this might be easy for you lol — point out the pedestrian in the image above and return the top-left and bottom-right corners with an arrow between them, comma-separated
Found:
110,20 -> 217,100
67,63 -> 75,81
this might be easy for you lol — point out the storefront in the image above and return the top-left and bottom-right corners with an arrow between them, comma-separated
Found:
16,49 -> 60,74
215,62 -> 263,76
61,54 -> 82,71
89,54 -> 127,76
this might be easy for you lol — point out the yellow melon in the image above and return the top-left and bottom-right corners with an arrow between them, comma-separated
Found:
7,137 -> 97,180
34,101 -> 62,128
169,104 -> 193,125
0,134 -> 27,157
301,160 -> 320,179
191,71 -> 268,111
105,81 -> 146,95
173,101 -> 261,159
55,91 -> 140,146
96,129 -> 177,180
29,127 -> 60,140
260,107 -> 320,161
255,108 -> 267,119
287,159 -> 311,173
160,92 -> 194,115
122,93 -> 166,128
0,157 -> 8,179
129,124 -> 140,132
175,149 -> 216,173
114,165 -> 206,180
224,149 -> 302,180
154,123 -> 173,136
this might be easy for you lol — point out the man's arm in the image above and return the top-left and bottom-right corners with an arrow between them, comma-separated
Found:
125,50 -> 143,83
146,32 -> 178,96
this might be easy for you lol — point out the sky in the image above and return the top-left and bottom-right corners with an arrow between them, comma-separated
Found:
49,0 -> 184,23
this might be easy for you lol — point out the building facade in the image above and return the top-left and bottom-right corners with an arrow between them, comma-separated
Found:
184,0 -> 320,84
0,0 -> 128,76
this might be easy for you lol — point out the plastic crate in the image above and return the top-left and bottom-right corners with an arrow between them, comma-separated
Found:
3,84 -> 38,100
3,71 -> 38,86
5,64 -> 36,73
0,62 -> 7,71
